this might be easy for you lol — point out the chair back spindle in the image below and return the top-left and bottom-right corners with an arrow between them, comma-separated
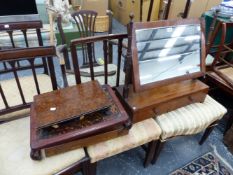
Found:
0,21 -> 48,74
70,34 -> 128,87
0,46 -> 59,117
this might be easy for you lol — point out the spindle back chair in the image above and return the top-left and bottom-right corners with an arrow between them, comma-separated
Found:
71,10 -> 98,68
69,33 -> 128,87
0,21 -> 48,74
0,46 -> 60,121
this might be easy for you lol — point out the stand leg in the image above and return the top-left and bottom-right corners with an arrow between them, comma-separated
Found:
152,140 -> 164,165
89,162 -> 97,175
224,110 -> 233,135
199,124 -> 217,145
30,149 -> 42,160
144,141 -> 156,168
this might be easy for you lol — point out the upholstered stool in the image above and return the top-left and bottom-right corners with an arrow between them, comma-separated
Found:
0,75 -> 53,122
0,117 -> 89,175
86,118 -> 162,175
66,64 -> 125,87
152,95 -> 227,164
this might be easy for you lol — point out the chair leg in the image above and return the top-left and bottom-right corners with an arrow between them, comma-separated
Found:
199,124 -> 216,145
82,159 -> 91,175
151,140 -> 164,165
143,141 -> 156,168
224,110 -> 233,135
88,162 -> 97,175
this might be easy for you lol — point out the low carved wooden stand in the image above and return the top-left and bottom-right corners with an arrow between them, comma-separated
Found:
30,81 -> 130,160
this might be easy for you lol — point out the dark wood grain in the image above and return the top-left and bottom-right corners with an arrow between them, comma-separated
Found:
45,126 -> 128,157
33,81 -> 112,129
0,46 -> 55,61
30,84 -> 130,152
0,20 -> 42,31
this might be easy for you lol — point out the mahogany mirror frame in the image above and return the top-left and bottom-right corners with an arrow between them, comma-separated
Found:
131,18 -> 206,92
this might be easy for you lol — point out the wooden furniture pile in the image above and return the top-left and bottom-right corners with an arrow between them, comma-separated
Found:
0,18 -> 228,175
205,16 -> 233,154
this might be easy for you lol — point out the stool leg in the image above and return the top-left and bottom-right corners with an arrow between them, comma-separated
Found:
89,162 -> 97,175
143,141 -> 156,168
224,110 -> 233,135
151,140 -> 164,165
82,159 -> 91,175
199,124 -> 217,145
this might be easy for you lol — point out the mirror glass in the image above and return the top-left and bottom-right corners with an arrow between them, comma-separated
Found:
135,24 -> 201,85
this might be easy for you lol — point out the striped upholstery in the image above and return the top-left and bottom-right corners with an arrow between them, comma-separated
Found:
87,118 -> 162,163
155,95 -> 227,140
0,74 -> 53,121
67,64 -> 125,87
0,117 -> 86,175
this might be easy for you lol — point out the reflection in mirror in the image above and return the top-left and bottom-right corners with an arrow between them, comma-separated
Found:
135,24 -> 201,85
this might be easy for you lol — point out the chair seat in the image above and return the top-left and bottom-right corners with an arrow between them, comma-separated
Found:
219,67 -> 233,82
0,117 -> 86,175
0,74 -> 53,121
155,95 -> 227,140
87,118 -> 162,163
67,64 -> 125,87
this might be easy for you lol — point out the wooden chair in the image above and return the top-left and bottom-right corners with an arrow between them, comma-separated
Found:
0,47 -> 90,175
0,21 -> 50,75
0,46 -> 64,122
69,34 -> 162,173
205,21 -> 233,135
71,10 -> 98,68
67,34 -> 128,87
57,11 -> 121,79
210,22 -> 233,88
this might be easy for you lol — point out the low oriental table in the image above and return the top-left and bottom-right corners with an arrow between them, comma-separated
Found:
30,81 -> 130,160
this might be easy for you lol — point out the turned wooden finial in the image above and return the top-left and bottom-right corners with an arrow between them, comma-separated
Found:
106,9 -> 113,16
129,13 -> 135,23
215,8 -> 220,14
129,0 -> 135,23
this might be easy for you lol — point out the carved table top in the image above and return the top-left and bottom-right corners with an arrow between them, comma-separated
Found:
33,81 -> 111,129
